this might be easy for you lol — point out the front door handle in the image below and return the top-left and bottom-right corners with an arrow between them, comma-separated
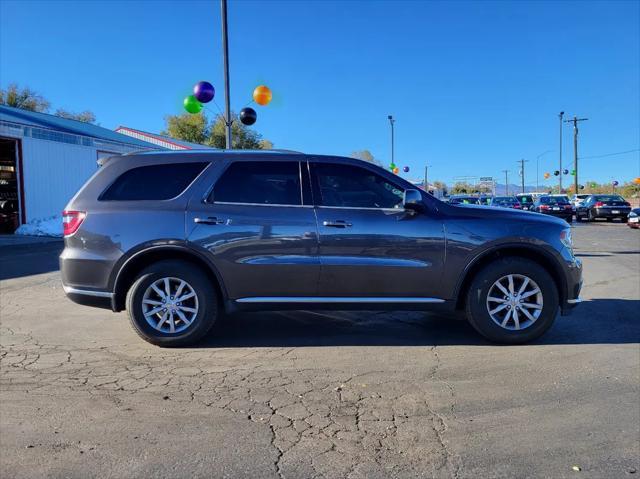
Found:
194,216 -> 225,225
323,220 -> 352,228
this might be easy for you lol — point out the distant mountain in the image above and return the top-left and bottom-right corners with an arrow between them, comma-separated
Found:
493,184 -> 543,195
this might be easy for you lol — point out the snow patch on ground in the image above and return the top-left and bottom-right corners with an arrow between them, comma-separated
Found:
15,215 -> 62,237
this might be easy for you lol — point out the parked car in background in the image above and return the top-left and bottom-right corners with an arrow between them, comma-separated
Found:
575,194 -> 631,222
448,195 -> 480,205
516,194 -> 534,211
571,194 -> 590,208
628,208 -> 640,229
59,150 -> 582,347
489,196 -> 521,209
532,195 -> 573,222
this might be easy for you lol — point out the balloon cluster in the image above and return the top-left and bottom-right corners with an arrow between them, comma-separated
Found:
183,81 -> 272,126
388,163 -> 409,175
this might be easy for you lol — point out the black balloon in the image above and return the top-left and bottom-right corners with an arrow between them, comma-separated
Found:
554,170 -> 560,176
240,107 -> 257,125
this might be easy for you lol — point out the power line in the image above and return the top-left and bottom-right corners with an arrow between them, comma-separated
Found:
580,149 -> 640,159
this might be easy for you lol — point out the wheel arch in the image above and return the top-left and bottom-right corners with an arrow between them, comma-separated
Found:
454,244 -> 566,310
112,245 -> 227,312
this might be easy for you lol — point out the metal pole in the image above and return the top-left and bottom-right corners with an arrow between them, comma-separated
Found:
387,115 -> 395,167
424,164 -> 428,191
221,0 -> 232,148
502,170 -> 509,196
558,111 -> 564,192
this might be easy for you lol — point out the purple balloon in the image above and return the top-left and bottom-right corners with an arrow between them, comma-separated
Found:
403,166 -> 410,173
193,81 -> 215,103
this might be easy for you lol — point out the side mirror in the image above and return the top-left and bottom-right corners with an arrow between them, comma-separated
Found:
403,189 -> 423,212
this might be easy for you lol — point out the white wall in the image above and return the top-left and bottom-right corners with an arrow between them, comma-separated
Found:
21,137 -> 100,221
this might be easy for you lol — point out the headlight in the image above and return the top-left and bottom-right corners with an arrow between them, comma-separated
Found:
560,228 -> 573,250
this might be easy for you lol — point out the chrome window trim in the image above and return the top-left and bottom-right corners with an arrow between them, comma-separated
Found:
63,285 -> 114,298
213,201 -> 314,208
236,297 -> 445,304
316,205 -> 405,212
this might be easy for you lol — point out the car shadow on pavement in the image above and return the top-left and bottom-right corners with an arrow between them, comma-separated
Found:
0,242 -> 63,281
200,298 -> 640,348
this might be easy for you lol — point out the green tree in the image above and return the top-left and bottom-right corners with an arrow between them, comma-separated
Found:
350,149 -> 383,166
162,113 -> 209,145
209,113 -> 263,149
55,108 -> 96,124
162,112 -> 269,149
0,83 -> 50,112
451,181 -> 476,194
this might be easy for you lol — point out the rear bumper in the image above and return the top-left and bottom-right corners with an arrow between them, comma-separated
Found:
62,285 -> 113,309
593,208 -> 631,218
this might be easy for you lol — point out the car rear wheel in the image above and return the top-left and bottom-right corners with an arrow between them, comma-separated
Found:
587,209 -> 595,222
126,260 -> 218,347
465,257 -> 559,344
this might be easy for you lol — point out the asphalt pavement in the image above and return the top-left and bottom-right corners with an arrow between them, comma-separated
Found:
1,222 -> 639,478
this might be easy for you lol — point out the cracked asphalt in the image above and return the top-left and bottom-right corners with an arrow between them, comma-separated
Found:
1,222 -> 639,478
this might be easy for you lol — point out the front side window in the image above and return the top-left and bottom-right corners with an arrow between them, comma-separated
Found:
211,161 -> 302,205
313,163 -> 404,209
100,162 -> 207,201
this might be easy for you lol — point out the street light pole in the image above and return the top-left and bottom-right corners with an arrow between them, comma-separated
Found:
517,159 -> 529,193
558,111 -> 564,192
424,164 -> 432,192
221,0 -> 232,148
387,115 -> 395,168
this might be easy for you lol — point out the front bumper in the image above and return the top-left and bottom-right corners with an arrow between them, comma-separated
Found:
560,255 -> 582,315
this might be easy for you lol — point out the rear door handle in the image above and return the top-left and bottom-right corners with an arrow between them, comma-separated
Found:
194,216 -> 225,225
323,220 -> 352,228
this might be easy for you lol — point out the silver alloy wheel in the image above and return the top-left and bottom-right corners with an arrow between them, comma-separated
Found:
142,277 -> 199,334
486,274 -> 543,331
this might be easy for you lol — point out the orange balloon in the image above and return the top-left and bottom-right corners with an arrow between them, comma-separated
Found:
634,177 -> 640,185
253,85 -> 272,106
393,167 -> 399,174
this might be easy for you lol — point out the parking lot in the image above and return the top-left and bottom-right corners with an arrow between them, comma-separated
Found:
1,221 -> 638,478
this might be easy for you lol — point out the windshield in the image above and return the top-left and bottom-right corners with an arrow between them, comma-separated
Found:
593,195 -> 625,202
493,197 -> 518,205
517,195 -> 533,204
540,196 -> 570,205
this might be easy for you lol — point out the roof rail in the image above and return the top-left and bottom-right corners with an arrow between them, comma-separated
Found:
134,148 -> 305,156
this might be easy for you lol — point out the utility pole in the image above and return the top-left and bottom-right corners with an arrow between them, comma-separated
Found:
558,111 -> 564,192
424,164 -> 432,192
517,159 -> 529,193
221,0 -> 232,148
387,115 -> 395,167
564,116 -> 588,194
502,170 -> 509,196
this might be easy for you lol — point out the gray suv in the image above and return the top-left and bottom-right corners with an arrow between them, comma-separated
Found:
61,151 -> 582,346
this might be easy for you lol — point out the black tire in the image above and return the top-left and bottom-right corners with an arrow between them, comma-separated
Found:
576,213 -> 583,222
465,257 -> 559,344
606,217 -> 613,222
126,260 -> 218,347
587,209 -> 595,222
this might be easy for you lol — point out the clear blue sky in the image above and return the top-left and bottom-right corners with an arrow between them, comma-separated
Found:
1,0 -> 638,186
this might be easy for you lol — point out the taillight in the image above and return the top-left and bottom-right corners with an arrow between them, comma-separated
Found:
540,205 -> 550,210
564,204 -> 573,209
624,202 -> 631,206
62,210 -> 86,236
513,203 -> 521,209
595,201 -> 604,207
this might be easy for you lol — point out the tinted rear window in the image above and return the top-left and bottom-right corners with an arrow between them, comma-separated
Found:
211,161 -> 302,205
517,195 -> 533,203
540,196 -> 570,205
593,195 -> 624,202
100,162 -> 207,201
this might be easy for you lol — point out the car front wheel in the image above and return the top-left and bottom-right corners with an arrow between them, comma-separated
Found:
465,257 -> 559,344
126,260 -> 218,347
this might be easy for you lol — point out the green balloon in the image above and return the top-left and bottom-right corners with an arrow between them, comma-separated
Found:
184,95 -> 202,114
